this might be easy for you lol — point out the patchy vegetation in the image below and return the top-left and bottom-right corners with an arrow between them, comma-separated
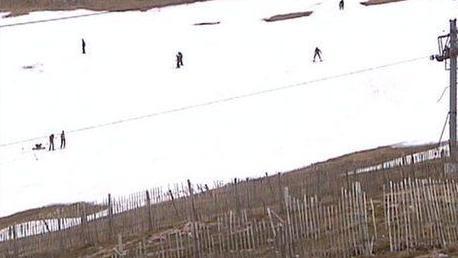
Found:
0,0 -> 211,17
263,11 -> 312,22
360,0 -> 407,6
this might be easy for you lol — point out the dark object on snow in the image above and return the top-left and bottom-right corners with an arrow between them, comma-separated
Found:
178,52 -> 183,67
32,143 -> 45,150
193,21 -> 220,26
82,38 -> 86,54
176,53 -> 180,68
176,52 -> 184,68
22,65 -> 34,69
264,11 -> 313,22
360,0 -> 406,6
313,47 -> 322,62
21,63 -> 43,72
339,0 -> 345,10
49,134 -> 55,151
60,130 -> 66,149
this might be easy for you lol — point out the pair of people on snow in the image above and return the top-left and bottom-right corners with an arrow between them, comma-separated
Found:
48,131 -> 66,151
339,0 -> 344,10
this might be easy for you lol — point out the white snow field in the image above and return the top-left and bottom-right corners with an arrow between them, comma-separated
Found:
0,0 -> 457,217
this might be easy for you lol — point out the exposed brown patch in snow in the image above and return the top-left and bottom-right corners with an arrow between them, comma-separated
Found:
263,11 -> 313,22
0,0 -> 212,17
360,0 -> 407,6
193,21 -> 220,26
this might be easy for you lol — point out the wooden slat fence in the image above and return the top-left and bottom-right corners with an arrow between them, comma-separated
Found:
0,154 -> 454,258
384,178 -> 458,252
118,183 -> 374,258
347,144 -> 449,176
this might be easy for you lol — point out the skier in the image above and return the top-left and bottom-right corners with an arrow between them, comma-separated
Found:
176,53 -> 181,68
60,130 -> 66,149
49,134 -> 55,151
178,52 -> 183,67
313,47 -> 323,62
339,0 -> 344,10
82,38 -> 86,54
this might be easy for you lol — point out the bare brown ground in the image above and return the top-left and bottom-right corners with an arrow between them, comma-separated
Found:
193,21 -> 220,26
360,0 -> 407,6
0,0 -> 211,17
367,249 -> 458,257
263,11 -> 313,22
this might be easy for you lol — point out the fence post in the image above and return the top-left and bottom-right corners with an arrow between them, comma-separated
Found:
146,190 -> 153,231
168,189 -> 180,218
277,173 -> 283,214
234,178 -> 241,214
246,178 -> 251,210
80,203 -> 88,245
12,225 -> 18,258
58,210 -> 64,251
108,193 -> 114,241
316,169 -> 321,199
284,187 -> 294,256
118,233 -> 124,254
188,179 -> 200,258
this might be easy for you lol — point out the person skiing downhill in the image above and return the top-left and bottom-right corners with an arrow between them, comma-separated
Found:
313,47 -> 323,62
82,38 -> 86,54
49,134 -> 55,151
60,130 -> 66,149
339,0 -> 344,10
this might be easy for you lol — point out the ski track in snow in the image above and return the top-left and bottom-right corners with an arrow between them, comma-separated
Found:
0,0 -> 457,216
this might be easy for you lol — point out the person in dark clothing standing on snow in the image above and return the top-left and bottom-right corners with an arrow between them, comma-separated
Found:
176,51 -> 184,68
82,38 -> 86,54
60,130 -> 66,149
313,47 -> 323,62
49,134 -> 55,151
176,53 -> 181,68
178,52 -> 183,67
339,0 -> 344,10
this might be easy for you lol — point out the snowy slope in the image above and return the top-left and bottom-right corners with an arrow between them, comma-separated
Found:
0,0 -> 456,216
